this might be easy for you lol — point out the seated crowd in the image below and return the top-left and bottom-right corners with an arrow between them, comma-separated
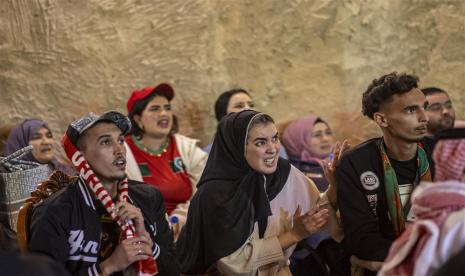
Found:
0,72 -> 464,276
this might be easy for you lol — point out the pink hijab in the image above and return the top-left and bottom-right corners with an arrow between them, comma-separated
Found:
282,116 -> 328,166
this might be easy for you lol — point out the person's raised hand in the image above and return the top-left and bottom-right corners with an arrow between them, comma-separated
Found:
291,205 -> 329,241
99,235 -> 153,276
324,139 -> 350,208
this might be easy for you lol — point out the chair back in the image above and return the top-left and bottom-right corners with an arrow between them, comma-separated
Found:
17,171 -> 75,252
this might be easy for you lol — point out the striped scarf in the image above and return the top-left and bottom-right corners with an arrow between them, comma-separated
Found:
433,138 -> 465,182
379,140 -> 432,236
62,133 -> 158,275
379,181 -> 465,276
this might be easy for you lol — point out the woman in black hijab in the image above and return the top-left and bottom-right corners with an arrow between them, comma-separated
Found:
177,110 -> 341,275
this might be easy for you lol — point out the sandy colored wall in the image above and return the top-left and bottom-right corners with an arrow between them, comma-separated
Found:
1,0 -> 464,150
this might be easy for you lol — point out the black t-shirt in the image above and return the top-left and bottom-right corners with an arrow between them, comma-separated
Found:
389,156 -> 417,207
389,156 -> 417,185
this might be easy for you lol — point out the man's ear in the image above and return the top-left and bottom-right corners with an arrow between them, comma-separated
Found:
373,112 -> 388,128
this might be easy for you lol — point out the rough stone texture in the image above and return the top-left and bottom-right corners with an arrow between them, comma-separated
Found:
1,0 -> 464,152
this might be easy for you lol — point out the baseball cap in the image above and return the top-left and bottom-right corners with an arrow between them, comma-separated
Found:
66,111 -> 131,147
127,83 -> 175,114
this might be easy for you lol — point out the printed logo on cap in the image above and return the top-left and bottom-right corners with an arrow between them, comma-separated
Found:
360,171 -> 380,191
70,113 -> 98,133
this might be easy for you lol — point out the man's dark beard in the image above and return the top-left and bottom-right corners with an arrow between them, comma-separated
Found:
430,115 -> 455,133
439,114 -> 455,129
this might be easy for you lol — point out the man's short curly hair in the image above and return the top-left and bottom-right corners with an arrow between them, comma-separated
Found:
362,72 -> 419,119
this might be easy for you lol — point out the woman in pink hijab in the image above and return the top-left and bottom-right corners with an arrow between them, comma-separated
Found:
282,116 -> 335,192
282,115 -> 351,275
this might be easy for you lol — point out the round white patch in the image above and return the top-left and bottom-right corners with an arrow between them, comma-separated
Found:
360,171 -> 380,191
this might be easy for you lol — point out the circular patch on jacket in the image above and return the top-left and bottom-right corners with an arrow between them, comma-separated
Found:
360,171 -> 379,191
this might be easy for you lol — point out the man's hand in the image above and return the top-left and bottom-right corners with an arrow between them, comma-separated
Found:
99,235 -> 153,275
115,202 -> 150,236
99,202 -> 155,275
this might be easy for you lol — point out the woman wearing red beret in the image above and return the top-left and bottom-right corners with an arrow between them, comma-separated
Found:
125,83 -> 208,238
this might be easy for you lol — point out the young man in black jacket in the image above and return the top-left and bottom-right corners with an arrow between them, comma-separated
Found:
336,72 -> 435,274
28,111 -> 179,276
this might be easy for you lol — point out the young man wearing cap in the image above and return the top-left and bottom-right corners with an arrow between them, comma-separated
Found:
28,111 -> 178,276
336,73 -> 435,274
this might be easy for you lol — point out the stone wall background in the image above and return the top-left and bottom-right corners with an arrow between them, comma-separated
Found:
1,0 -> 464,155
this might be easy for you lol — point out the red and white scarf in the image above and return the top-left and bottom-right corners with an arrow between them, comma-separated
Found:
62,133 -> 158,275
379,181 -> 465,276
433,138 -> 465,182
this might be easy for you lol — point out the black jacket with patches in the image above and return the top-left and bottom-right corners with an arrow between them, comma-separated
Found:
29,178 -> 179,276
336,137 -> 435,261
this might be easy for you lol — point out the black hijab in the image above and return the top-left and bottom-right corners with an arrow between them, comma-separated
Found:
176,110 -> 291,274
